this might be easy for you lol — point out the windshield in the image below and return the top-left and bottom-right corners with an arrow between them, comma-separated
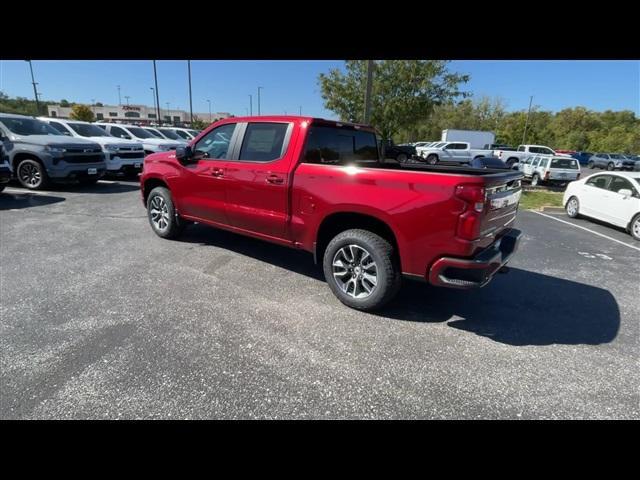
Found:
174,130 -> 191,140
158,129 -> 183,140
68,122 -> 112,137
127,127 -> 156,139
0,117 -> 61,136
144,128 -> 164,138
551,158 -> 579,169
433,142 -> 446,148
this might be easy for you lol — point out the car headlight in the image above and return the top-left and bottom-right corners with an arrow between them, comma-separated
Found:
104,144 -> 120,152
45,145 -> 65,156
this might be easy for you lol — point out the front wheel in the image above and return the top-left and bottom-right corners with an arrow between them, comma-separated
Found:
323,229 -> 401,311
396,153 -> 408,164
17,159 -> 49,190
566,196 -> 580,218
607,162 -> 614,171
630,214 -> 640,241
588,161 -> 595,169
146,186 -> 186,239
531,173 -> 540,186
426,154 -> 438,165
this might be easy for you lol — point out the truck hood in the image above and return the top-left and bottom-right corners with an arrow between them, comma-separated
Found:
84,136 -> 143,148
136,138 -> 182,147
9,134 -> 102,149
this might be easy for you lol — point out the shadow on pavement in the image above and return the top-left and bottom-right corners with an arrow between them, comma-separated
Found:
7,179 -> 140,195
0,191 -> 66,210
177,224 -> 620,347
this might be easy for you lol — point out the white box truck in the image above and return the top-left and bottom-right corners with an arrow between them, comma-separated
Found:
441,129 -> 495,149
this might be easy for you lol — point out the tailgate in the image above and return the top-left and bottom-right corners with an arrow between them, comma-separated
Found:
480,173 -> 522,238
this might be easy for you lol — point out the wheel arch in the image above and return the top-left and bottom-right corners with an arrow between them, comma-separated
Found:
142,176 -> 170,205
12,152 -> 45,171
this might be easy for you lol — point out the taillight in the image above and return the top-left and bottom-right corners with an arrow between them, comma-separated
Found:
455,183 -> 486,241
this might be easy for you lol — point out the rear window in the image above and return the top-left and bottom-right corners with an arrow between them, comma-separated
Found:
303,125 -> 379,165
551,158 -> 578,169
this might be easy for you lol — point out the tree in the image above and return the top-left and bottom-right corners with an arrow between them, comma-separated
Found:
69,104 -> 95,122
190,116 -> 210,130
319,60 -> 470,140
60,99 -> 70,107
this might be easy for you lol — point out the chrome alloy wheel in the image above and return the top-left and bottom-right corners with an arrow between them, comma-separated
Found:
332,244 -> 378,299
149,195 -> 170,231
633,217 -> 640,239
19,162 -> 41,187
567,198 -> 578,217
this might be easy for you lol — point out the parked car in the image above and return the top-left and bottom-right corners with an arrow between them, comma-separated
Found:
519,155 -> 581,186
383,140 -> 416,163
485,144 -> 515,151
140,116 -> 524,311
94,123 -> 182,155
570,151 -> 594,166
169,127 -> 200,141
155,127 -> 193,143
493,144 -> 569,168
587,153 -> 635,171
0,143 -> 11,192
0,113 -> 106,189
470,156 -> 512,169
39,117 -> 145,176
142,126 -> 188,144
564,171 -> 640,240
416,141 -> 493,165
441,129 -> 495,149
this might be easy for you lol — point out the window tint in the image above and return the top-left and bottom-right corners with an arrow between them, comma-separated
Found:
194,123 -> 236,160
532,158 -> 540,167
237,123 -> 289,162
110,126 -> 129,139
303,126 -> 379,165
608,177 -> 634,194
49,121 -> 72,135
539,158 -> 549,167
551,158 -> 578,169
447,143 -> 467,150
175,130 -> 191,140
586,175 -> 611,190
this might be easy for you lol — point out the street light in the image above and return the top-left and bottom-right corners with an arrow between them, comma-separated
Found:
124,96 -> 130,105
150,87 -> 158,124
25,60 -> 41,115
257,86 -> 263,116
207,99 -> 212,121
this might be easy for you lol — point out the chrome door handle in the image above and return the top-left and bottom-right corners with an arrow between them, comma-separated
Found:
266,174 -> 284,184
210,168 -> 224,177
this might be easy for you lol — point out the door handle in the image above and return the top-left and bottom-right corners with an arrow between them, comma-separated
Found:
266,174 -> 284,184
210,168 -> 224,177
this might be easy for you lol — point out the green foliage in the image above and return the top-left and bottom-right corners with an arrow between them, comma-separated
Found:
190,116 -> 210,130
69,104 -> 95,122
319,60 -> 470,139
396,98 -> 639,154
60,99 -> 70,107
0,90 -> 54,116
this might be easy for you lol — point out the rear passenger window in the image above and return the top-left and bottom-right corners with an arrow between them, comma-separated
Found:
539,158 -> 549,167
586,175 -> 611,190
238,123 -> 289,162
303,126 -> 379,165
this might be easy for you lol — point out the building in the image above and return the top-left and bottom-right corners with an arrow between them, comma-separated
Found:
46,103 -> 232,127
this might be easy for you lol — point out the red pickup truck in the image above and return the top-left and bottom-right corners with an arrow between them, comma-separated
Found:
140,116 -> 523,311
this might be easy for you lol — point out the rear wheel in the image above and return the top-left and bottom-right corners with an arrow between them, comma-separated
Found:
588,161 -> 595,169
607,162 -> 614,171
323,229 -> 401,311
396,153 -> 407,164
630,214 -> 640,241
146,186 -> 186,239
17,158 -> 49,190
426,154 -> 438,165
506,158 -> 517,168
531,173 -> 540,186
566,196 -> 580,218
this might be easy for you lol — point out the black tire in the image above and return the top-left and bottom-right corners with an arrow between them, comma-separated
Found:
426,154 -> 438,165
588,161 -> 595,169
146,186 -> 186,239
323,229 -> 401,311
16,158 -> 49,190
565,196 -> 580,218
396,153 -> 408,164
607,162 -> 614,171
630,213 -> 640,241
506,158 -> 517,168
531,173 -> 540,186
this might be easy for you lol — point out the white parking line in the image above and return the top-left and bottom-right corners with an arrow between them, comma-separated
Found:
531,210 -> 640,252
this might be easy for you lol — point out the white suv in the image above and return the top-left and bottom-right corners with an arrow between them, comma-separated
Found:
39,117 -> 145,175
94,123 -> 182,155
519,155 -> 581,186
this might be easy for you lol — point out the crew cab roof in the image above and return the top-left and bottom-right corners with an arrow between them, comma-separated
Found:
213,115 -> 377,133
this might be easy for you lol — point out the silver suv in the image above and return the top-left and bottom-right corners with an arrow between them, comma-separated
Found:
588,153 -> 635,171
0,113 -> 106,190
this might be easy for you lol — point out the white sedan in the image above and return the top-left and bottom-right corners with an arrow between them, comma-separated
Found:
563,171 -> 640,240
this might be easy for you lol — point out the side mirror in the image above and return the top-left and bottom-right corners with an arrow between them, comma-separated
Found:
618,188 -> 632,197
175,145 -> 193,162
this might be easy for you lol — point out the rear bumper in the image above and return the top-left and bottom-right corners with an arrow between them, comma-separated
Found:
428,228 -> 522,289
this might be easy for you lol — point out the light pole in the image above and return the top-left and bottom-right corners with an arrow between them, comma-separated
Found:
522,96 -> 534,145
117,85 -> 121,105
150,87 -> 158,124
153,61 -> 161,126
249,94 -> 253,116
187,60 -> 193,124
207,99 -> 212,121
25,60 -> 41,115
257,86 -> 263,116
166,102 -> 171,125
124,96 -> 130,106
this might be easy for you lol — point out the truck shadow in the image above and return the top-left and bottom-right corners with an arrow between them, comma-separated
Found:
7,179 -> 140,195
0,191 -> 65,210
383,268 -> 620,346
178,224 -> 620,347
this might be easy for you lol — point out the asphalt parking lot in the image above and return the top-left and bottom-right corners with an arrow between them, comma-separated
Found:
0,178 -> 638,419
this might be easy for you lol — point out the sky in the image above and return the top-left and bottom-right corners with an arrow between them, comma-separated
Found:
0,60 -> 638,118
